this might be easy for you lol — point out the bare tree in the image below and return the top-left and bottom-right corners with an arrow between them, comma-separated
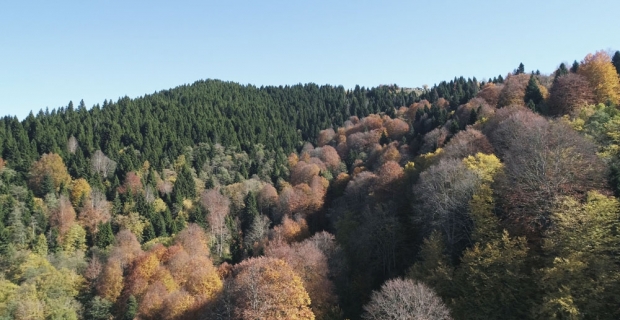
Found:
413,159 -> 480,256
362,278 -> 452,320
91,150 -> 117,179
67,136 -> 78,154
201,189 -> 231,258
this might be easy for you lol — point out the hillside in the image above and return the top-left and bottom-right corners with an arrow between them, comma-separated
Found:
0,50 -> 619,319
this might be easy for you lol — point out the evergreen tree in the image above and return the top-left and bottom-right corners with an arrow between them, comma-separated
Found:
468,108 -> 478,125
571,60 -> 579,73
125,295 -> 138,320
612,51 -> 620,76
554,63 -> 569,80
241,192 -> 259,233
516,63 -> 525,74
95,222 -> 114,248
41,174 -> 55,196
172,165 -> 196,203
143,222 -> 156,242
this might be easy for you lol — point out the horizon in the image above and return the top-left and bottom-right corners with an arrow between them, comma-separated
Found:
2,0 -> 619,120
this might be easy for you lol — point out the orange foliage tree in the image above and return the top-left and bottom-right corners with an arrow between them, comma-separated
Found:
265,240 -> 336,319
231,257 -> 315,320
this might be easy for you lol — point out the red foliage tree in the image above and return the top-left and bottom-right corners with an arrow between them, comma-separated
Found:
118,172 -> 143,195
548,73 -> 595,116
442,128 -> 494,160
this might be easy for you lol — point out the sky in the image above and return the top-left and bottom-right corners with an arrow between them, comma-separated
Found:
1,0 -> 619,120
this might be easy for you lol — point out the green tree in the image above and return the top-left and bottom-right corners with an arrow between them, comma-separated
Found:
95,222 -> 114,248
516,63 -> 525,74
87,296 -> 113,320
612,50 -> 620,76
125,295 -> 138,320
524,75 -> 544,110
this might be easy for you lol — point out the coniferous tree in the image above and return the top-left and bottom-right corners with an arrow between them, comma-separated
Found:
554,63 -> 569,80
571,60 -> 580,73
125,295 -> 138,320
612,51 -> 620,76
95,222 -> 114,248
516,63 -> 525,74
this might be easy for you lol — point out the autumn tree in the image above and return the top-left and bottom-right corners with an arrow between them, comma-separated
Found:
537,192 -> 620,319
265,239 -> 337,318
362,278 -> 452,320
91,150 -> 117,179
50,195 -> 77,240
476,83 -> 503,107
497,74 -> 530,108
487,107 -> 606,237
441,128 -> 493,160
201,189 -> 231,258
78,189 -> 111,235
97,259 -> 124,303
70,178 -> 91,207
29,153 -> 71,196
578,51 -> 620,104
118,172 -> 143,195
452,231 -> 532,320
231,257 -> 315,319
413,159 -> 480,257
548,73 -> 595,116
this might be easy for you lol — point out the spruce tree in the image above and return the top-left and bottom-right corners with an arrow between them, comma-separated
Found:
125,295 -> 138,320
143,222 -> 156,242
95,222 -> 114,248
570,60 -> 579,73
524,75 -> 544,107
613,51 -> 620,76
468,108 -> 478,125
516,63 -> 525,74
554,63 -> 569,80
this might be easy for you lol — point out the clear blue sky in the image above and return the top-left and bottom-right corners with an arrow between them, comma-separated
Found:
1,0 -> 619,120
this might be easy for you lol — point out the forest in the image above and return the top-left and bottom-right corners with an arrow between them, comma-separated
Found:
0,49 -> 619,319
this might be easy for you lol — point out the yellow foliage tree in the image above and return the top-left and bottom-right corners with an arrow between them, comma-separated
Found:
61,224 -> 87,252
463,153 -> 503,183
578,51 -> 620,104
97,259 -> 124,303
538,192 -> 620,319
29,153 -> 71,195
70,178 -> 91,207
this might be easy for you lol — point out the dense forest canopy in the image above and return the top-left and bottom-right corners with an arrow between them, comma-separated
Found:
0,49 -> 619,319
